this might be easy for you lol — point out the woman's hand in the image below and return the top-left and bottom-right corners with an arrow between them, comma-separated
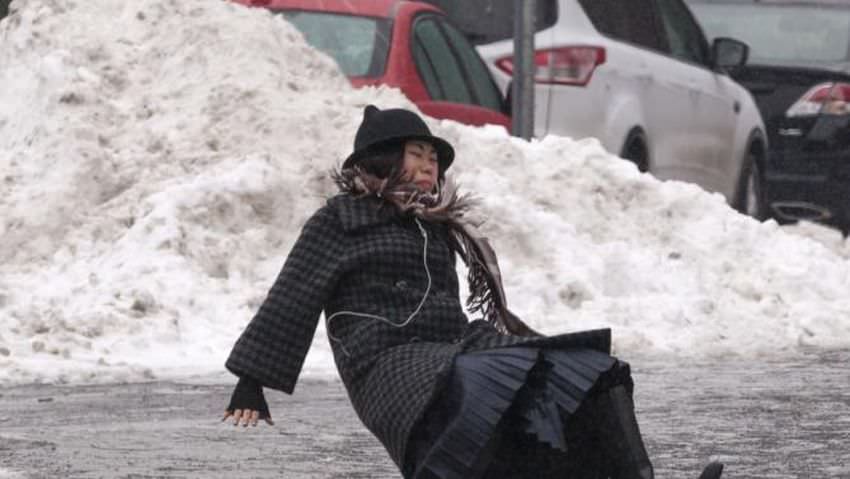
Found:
223,376 -> 274,427
222,408 -> 274,427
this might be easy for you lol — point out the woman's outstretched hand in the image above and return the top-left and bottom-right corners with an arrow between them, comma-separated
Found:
223,376 -> 274,427
222,408 -> 274,427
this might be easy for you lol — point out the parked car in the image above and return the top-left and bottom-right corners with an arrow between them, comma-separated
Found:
230,0 -> 511,130
424,0 -> 768,215
686,0 -> 850,235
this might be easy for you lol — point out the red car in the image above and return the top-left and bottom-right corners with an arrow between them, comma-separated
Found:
231,0 -> 511,130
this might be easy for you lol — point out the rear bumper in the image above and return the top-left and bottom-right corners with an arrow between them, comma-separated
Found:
764,151 -> 850,229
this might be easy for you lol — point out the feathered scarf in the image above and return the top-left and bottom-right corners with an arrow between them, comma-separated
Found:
332,167 -> 539,337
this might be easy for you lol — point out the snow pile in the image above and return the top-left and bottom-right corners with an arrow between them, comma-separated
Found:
0,0 -> 848,386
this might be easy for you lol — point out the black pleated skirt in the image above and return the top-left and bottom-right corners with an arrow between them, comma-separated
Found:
404,347 -> 633,479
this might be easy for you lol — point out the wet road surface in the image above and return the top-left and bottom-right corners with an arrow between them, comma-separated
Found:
1,350 -> 848,478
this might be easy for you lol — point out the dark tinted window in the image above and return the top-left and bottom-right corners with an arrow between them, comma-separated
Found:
412,18 -> 472,104
439,20 -> 503,111
579,0 -> 664,51
421,0 -> 558,45
412,40 -> 444,99
655,0 -> 709,65
412,36 -> 444,100
280,11 -> 391,77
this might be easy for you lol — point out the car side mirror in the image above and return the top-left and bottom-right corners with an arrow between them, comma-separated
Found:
711,37 -> 749,71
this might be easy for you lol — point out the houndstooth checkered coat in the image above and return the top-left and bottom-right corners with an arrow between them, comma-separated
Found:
226,194 -> 611,470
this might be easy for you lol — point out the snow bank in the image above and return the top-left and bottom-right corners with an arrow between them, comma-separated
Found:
0,0 -> 848,385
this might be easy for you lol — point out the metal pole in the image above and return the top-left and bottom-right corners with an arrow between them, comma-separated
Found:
511,0 -> 535,139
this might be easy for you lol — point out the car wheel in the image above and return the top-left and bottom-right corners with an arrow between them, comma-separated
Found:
620,129 -> 649,173
736,151 -> 768,220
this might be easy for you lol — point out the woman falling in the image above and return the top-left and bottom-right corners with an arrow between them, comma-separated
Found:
222,105 -> 724,479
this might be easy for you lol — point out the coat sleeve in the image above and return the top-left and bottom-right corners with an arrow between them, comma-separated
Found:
225,205 -> 346,394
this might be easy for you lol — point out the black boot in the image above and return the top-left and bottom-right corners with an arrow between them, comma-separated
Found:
590,385 -> 724,479
698,462 -> 723,479
592,385 -> 655,479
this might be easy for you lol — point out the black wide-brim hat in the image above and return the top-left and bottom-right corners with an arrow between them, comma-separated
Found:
343,105 -> 455,171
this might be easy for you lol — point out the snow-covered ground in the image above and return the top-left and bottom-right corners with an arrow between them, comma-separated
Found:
1,0 -> 848,386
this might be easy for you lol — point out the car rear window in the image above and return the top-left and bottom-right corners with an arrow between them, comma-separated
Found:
420,0 -> 558,45
578,0 -> 665,51
279,11 -> 391,77
440,21 -> 503,111
688,3 -> 850,69
413,19 -> 473,104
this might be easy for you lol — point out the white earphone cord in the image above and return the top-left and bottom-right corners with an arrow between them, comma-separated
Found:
327,218 -> 432,356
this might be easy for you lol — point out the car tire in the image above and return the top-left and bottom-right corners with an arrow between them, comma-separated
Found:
620,129 -> 649,173
735,149 -> 768,220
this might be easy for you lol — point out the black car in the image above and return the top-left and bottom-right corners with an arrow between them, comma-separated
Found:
687,0 -> 850,235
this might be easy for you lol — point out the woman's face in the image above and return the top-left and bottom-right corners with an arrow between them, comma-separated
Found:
402,140 -> 439,193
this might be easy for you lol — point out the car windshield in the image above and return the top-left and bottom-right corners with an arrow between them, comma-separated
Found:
688,2 -> 850,72
279,11 -> 391,77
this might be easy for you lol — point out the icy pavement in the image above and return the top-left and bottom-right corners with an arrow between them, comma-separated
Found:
1,351 -> 848,479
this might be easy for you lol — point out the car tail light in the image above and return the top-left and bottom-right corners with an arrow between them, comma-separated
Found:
786,82 -> 850,117
495,46 -> 606,86
249,0 -> 271,5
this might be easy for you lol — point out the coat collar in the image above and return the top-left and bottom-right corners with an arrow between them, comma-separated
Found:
328,194 -> 398,233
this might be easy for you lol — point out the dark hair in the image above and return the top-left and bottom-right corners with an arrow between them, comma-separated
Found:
339,140 -> 447,184
355,141 -> 406,181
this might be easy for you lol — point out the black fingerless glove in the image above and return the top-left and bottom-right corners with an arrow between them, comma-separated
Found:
226,376 -> 271,419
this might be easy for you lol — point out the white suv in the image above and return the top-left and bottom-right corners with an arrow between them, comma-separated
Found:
426,0 -> 768,214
